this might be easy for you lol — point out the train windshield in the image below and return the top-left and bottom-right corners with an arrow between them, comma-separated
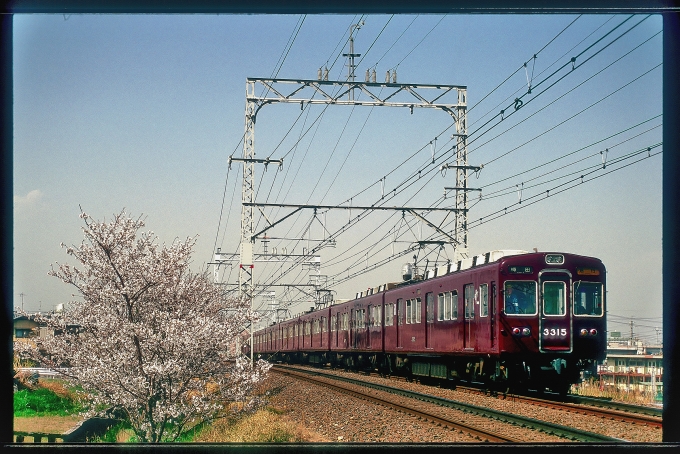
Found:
573,281 -> 604,316
504,281 -> 537,315
543,281 -> 566,316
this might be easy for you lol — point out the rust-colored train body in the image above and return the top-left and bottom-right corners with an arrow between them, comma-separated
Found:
253,250 -> 606,393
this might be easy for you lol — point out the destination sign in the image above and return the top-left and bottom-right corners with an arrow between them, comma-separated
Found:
576,267 -> 600,276
508,266 -> 533,274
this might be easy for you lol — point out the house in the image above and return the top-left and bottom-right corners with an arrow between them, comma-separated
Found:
598,338 -> 663,397
13,314 -> 40,339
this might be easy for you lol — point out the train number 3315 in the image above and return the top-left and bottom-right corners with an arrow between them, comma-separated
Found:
543,328 -> 567,337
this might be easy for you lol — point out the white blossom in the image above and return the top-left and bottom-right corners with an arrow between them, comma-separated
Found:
15,210 -> 270,442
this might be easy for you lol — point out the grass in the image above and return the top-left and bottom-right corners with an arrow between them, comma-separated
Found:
572,378 -> 663,405
193,407 -> 325,443
14,387 -> 83,417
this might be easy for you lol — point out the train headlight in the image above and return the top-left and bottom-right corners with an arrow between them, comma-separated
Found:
580,329 -> 588,336
589,329 -> 598,336
512,327 -> 521,336
522,327 -> 531,336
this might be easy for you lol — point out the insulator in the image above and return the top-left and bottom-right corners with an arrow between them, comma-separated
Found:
318,67 -> 322,80
386,70 -> 390,83
371,68 -> 376,83
365,69 -> 370,82
323,67 -> 329,81
392,69 -> 397,83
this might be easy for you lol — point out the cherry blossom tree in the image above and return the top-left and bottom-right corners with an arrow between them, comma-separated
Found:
14,210 -> 270,442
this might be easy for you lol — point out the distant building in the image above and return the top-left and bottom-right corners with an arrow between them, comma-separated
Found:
13,314 -> 39,339
598,337 -> 662,398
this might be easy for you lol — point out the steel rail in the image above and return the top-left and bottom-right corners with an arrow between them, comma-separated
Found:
454,385 -> 662,428
565,395 -> 663,418
509,394 -> 661,428
273,366 -> 520,443
274,365 -> 625,443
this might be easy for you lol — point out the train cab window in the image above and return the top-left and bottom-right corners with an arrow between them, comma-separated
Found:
543,281 -> 566,316
480,284 -> 489,317
504,281 -> 537,315
464,284 -> 475,319
573,282 -> 604,316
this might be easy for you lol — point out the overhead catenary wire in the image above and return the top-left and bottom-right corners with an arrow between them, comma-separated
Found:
232,13 -> 660,312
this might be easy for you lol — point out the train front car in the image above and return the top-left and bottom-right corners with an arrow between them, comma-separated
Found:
499,252 -> 606,395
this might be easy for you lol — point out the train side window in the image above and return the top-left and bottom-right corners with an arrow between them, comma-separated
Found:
451,291 -> 458,319
543,281 -> 566,316
416,298 -> 422,323
444,292 -> 451,320
438,294 -> 445,321
406,300 -> 412,324
573,282 -> 604,316
480,284 -> 489,317
464,284 -> 475,319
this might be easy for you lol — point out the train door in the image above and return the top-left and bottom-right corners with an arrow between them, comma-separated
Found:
463,283 -> 475,350
350,310 -> 355,348
367,305 -> 372,349
538,270 -> 572,352
397,298 -> 404,348
490,282 -> 496,348
425,292 -> 434,349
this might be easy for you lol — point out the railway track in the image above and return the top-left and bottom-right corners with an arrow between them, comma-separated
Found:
454,386 -> 662,428
273,364 -> 624,443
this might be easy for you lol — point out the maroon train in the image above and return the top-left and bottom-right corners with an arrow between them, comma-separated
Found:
253,250 -> 606,394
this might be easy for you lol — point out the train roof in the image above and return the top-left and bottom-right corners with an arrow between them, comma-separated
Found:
262,249 -> 602,327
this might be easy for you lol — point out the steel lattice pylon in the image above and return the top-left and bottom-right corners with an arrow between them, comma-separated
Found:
454,88 -> 469,261
234,77 -> 468,361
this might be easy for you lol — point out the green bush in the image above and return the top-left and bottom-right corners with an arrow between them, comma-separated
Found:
90,421 -> 135,443
14,387 -> 81,417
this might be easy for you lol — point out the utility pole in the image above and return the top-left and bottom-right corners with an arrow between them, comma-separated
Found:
630,319 -> 635,341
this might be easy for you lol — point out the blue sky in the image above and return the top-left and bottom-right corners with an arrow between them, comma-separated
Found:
13,14 -> 663,344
